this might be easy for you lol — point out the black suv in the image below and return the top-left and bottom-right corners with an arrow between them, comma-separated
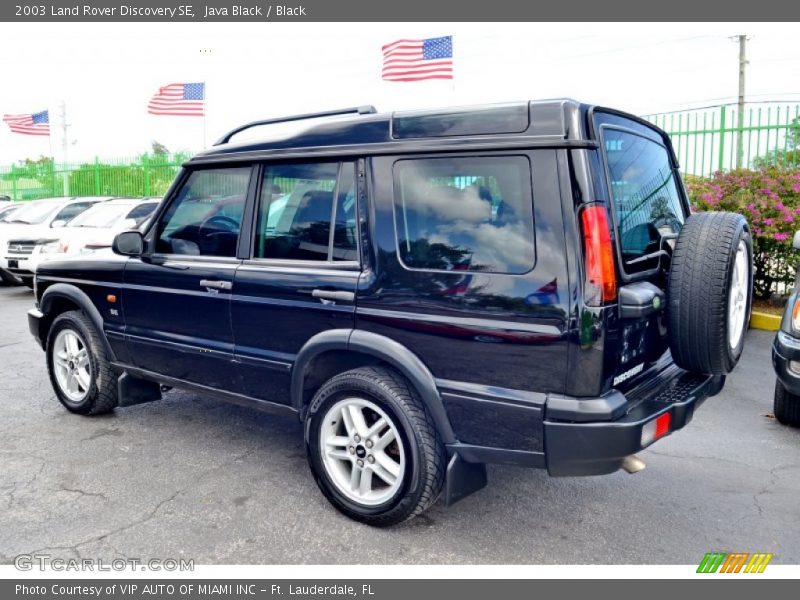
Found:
28,101 -> 753,526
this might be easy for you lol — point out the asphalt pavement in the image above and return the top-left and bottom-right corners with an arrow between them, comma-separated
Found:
1,284 -> 798,564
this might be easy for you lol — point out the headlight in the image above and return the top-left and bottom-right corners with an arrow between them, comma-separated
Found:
39,240 -> 67,254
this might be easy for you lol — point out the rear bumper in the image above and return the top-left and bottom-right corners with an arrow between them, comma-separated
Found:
544,362 -> 724,476
773,330 -> 800,395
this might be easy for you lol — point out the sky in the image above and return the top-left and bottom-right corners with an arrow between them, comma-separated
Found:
1,22 -> 799,165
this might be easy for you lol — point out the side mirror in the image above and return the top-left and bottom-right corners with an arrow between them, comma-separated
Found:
793,231 -> 800,250
112,231 -> 144,256
51,220 -> 66,228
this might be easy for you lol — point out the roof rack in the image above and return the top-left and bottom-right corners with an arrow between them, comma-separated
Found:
214,105 -> 378,146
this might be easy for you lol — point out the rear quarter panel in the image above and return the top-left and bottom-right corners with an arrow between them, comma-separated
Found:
356,150 -> 571,452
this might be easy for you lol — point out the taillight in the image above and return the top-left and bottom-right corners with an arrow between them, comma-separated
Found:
580,204 -> 617,305
641,412 -> 672,447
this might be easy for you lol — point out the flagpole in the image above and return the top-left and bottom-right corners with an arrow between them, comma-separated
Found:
203,81 -> 207,149
450,35 -> 456,103
47,120 -> 54,166
59,101 -> 70,197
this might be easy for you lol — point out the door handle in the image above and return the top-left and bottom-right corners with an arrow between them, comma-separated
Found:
312,289 -> 355,303
200,279 -> 232,291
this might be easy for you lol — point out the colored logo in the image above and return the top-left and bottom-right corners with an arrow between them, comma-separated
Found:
697,552 -> 773,573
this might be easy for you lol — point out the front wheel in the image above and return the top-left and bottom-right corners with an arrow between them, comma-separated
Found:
46,310 -> 118,415
0,269 -> 22,286
774,380 -> 800,427
306,366 -> 446,527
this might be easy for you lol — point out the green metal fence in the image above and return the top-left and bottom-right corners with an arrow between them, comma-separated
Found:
0,154 -> 188,201
1,102 -> 799,202
644,102 -> 800,176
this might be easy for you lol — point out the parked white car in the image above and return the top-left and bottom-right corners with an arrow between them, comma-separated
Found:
0,197 -> 111,286
33,198 -> 160,267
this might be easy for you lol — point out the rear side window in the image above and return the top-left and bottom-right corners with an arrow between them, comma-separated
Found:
53,202 -> 94,224
255,162 -> 357,262
126,202 -> 158,224
392,156 -> 535,274
602,129 -> 685,272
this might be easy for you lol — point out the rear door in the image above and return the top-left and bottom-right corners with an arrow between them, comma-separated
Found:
230,160 -> 360,403
123,166 -> 253,389
594,112 -> 690,380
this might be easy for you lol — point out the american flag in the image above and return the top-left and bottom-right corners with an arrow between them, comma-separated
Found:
2,110 -> 50,136
382,36 -> 453,82
147,82 -> 205,117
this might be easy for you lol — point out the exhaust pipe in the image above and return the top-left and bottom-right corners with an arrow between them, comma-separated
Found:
621,455 -> 646,474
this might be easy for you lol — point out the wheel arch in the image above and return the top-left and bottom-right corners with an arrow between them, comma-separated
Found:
39,283 -> 116,360
291,329 -> 456,444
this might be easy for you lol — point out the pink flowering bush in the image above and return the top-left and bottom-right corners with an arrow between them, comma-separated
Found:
686,167 -> 800,299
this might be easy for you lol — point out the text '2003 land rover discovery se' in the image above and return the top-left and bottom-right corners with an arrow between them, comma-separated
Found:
28,101 -> 753,526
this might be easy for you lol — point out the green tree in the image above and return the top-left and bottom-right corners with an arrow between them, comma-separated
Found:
753,116 -> 800,168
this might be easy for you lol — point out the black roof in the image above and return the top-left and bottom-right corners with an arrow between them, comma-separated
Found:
188,99 -> 607,165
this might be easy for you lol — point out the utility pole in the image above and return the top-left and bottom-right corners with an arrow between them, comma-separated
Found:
59,100 -> 70,196
735,35 -> 749,169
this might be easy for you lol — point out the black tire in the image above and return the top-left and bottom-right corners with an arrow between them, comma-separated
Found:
774,380 -> 800,427
21,278 -> 34,289
667,212 -> 753,375
306,366 -> 446,527
46,310 -> 118,415
0,269 -> 22,286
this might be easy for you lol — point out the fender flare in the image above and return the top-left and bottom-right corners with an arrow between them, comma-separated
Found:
291,328 -> 456,444
40,283 -> 117,361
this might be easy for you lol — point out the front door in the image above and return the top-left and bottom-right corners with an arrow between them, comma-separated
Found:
123,166 -> 253,390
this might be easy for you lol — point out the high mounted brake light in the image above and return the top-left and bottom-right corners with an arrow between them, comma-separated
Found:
580,204 -> 617,305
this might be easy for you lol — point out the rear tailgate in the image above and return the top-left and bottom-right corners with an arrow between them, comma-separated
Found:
592,110 -> 691,385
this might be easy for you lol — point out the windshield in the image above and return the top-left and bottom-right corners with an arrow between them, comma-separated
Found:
68,203 -> 133,228
4,201 -> 60,225
602,127 -> 685,273
0,206 -> 21,221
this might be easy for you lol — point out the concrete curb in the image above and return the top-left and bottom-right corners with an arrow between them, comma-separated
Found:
750,311 -> 781,331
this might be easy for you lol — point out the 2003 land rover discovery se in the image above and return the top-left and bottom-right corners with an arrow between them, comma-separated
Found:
28,100 -> 753,526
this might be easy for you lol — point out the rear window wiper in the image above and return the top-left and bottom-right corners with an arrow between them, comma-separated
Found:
625,249 -> 670,265
623,232 -> 678,267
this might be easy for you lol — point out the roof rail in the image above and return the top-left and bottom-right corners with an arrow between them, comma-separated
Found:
213,105 -> 378,146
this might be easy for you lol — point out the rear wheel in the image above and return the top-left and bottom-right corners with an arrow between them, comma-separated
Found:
667,212 -> 753,375
774,380 -> 800,427
306,366 -> 445,527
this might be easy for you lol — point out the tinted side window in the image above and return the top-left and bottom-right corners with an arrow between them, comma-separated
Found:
393,156 -> 535,274
156,167 -> 251,257
603,129 -> 685,271
54,202 -> 94,224
126,202 -> 158,223
332,164 -> 358,261
255,162 -> 357,262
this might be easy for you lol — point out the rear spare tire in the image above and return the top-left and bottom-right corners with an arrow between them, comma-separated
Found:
667,211 -> 752,375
